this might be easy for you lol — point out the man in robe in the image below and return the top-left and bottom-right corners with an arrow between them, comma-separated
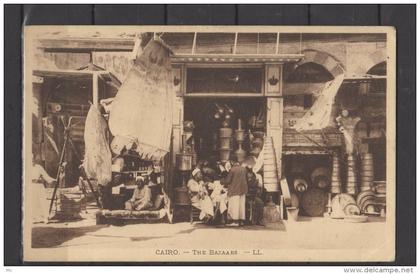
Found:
125,176 -> 153,211
222,161 -> 248,227
187,168 -> 214,222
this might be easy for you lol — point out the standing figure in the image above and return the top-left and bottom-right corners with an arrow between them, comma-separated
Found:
223,162 -> 248,227
187,168 -> 214,222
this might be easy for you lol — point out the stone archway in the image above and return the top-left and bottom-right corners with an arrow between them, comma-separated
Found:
353,50 -> 387,76
295,49 -> 345,78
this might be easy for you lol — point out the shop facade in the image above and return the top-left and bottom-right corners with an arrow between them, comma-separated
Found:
32,31 -> 387,221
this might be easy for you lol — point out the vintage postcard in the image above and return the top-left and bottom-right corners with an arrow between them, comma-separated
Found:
23,26 -> 396,262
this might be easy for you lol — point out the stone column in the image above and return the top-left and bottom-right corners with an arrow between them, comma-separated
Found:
336,115 -> 361,195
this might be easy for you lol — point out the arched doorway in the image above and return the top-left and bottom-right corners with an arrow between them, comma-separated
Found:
286,62 -> 334,83
283,50 -> 344,111
367,61 -> 386,76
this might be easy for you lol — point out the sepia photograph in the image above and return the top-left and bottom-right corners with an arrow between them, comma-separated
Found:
22,25 -> 396,262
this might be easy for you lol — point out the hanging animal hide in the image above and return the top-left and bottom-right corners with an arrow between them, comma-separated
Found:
83,104 -> 112,186
293,74 -> 344,131
108,38 -> 173,161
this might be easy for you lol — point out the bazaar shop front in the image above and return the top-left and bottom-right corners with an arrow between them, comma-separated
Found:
31,31 -> 387,224
169,55 -> 300,221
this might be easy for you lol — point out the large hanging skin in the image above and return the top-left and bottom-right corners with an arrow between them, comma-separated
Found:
83,104 -> 112,186
293,74 -> 344,131
108,37 -> 173,161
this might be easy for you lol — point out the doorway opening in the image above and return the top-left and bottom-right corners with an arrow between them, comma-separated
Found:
184,97 -> 266,164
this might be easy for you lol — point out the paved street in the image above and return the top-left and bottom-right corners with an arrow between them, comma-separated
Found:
28,206 -> 392,262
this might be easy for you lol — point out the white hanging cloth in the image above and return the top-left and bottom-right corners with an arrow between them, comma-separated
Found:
108,37 -> 173,161
293,74 -> 344,131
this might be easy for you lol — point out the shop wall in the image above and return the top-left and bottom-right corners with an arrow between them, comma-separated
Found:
43,51 -> 91,70
38,33 -> 387,79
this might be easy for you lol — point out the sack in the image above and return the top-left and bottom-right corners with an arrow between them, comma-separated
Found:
83,104 -> 112,186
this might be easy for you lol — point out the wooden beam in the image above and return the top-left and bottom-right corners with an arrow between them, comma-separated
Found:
172,53 -> 303,64
39,38 -> 134,51
191,32 -> 197,54
183,93 -> 263,98
92,72 -> 99,106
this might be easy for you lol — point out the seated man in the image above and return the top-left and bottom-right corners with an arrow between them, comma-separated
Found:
125,176 -> 153,211
208,180 -> 228,225
245,165 -> 265,226
187,168 -> 214,222
244,157 -> 264,226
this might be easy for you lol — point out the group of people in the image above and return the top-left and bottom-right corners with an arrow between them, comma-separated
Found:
187,157 -> 265,227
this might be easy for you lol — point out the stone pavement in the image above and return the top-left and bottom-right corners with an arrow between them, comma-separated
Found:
31,208 -> 388,252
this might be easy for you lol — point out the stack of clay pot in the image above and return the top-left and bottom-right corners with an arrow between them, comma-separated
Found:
218,127 -> 232,163
331,193 -> 360,218
353,153 -> 377,215
330,153 -> 342,194
356,190 -> 377,215
262,137 -> 280,192
373,180 -> 386,217
345,154 -> 358,195
360,153 -> 374,192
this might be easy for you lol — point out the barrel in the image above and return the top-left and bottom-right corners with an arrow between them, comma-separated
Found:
345,154 -> 358,195
174,186 -> 190,205
219,137 -> 232,149
219,127 -> 233,138
360,153 -> 374,191
176,153 -> 193,171
330,154 -> 342,194
59,193 -> 85,216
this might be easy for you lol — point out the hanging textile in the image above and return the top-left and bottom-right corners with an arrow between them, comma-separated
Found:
83,104 -> 112,186
108,37 -> 173,161
293,74 -> 344,131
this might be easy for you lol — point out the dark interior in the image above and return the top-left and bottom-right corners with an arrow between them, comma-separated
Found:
184,97 -> 266,163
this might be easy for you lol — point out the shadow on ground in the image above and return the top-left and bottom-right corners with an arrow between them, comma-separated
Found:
130,236 -> 171,242
190,221 -> 286,231
32,225 -> 107,248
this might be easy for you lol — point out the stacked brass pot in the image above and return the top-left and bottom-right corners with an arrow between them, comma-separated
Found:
345,154 -> 357,195
234,119 -> 246,163
360,153 -> 374,192
330,153 -> 342,194
219,127 -> 233,163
